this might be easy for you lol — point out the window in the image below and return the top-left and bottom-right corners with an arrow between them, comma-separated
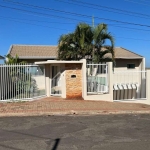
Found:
127,64 -> 135,69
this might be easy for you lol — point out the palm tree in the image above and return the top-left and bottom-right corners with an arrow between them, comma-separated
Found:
58,23 -> 93,60
58,23 -> 115,63
58,33 -> 78,60
92,23 -> 115,63
73,23 -> 93,60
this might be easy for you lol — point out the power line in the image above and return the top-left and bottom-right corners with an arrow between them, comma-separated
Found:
108,24 -> 150,32
1,2 -> 150,29
0,16 -> 70,31
1,1 -> 150,33
2,16 -> 150,42
1,14 -> 150,33
0,4 -> 91,23
0,15 -> 78,25
124,0 -> 150,6
0,14 -> 150,41
116,36 -> 150,41
55,0 -> 150,19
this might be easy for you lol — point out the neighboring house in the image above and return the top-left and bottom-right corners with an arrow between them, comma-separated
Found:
7,44 -> 145,70
0,55 -> 4,59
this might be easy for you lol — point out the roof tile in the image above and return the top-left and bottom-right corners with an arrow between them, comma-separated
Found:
9,45 -> 143,59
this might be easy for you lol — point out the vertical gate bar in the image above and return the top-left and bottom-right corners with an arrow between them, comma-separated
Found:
21,64 -> 22,100
3,65 -> 5,100
44,65 -> 46,95
8,65 -> 10,100
1,65 -> 3,100
7,65 -> 9,100
12,64 -> 13,100
106,64 -> 108,93
25,64 -> 29,99
11,64 -> 12,100
14,64 -> 16,100
9,65 -> 11,100
0,66 -> 1,100
22,64 -> 24,100
5,64 -> 7,100
14,64 -> 15,100
21,64 -> 23,100
25,64 -> 26,99
26,64 -> 27,99
28,64 -> 29,98
26,64 -> 28,99
16,64 -> 17,100
0,65 -> 2,100
17,64 -> 19,100
3,66 -> 7,100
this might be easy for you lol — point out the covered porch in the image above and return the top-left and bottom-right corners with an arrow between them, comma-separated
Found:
35,60 -> 84,99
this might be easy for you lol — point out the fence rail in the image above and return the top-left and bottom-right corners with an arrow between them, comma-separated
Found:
113,70 -> 146,100
0,64 -> 46,101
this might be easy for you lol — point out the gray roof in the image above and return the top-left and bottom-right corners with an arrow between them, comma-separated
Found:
0,55 -> 4,59
8,45 -> 143,59
8,45 -> 57,59
114,47 -> 143,59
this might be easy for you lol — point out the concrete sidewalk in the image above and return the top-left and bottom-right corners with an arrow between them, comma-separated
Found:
1,97 -> 150,117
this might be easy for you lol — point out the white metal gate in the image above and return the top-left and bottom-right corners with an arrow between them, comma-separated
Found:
87,63 -> 108,94
0,64 -> 46,101
113,71 -> 146,100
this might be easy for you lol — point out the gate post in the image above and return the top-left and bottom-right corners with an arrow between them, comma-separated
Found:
108,62 -> 113,101
146,70 -> 150,104
82,59 -> 87,100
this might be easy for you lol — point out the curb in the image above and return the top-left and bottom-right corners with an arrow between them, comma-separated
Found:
0,110 -> 150,117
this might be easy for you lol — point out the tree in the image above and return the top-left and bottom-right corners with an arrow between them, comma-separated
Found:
58,23 -> 115,63
4,54 -> 26,64
92,23 -> 115,63
58,23 -> 93,60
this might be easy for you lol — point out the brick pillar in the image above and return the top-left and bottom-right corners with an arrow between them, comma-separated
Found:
65,63 -> 83,99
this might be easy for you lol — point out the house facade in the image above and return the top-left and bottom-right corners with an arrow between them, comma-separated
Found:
0,45 -> 149,104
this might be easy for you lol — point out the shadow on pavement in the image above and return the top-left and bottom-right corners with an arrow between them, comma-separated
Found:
0,129 -> 61,150
51,138 -> 60,150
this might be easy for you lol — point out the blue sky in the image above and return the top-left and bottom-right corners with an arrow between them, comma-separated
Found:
0,0 -> 150,66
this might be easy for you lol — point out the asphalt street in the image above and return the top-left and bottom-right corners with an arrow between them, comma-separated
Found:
0,114 -> 150,150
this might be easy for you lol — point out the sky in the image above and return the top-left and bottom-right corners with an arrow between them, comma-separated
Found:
0,0 -> 150,66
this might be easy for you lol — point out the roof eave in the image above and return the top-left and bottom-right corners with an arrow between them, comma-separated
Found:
115,57 -> 143,59
18,56 -> 57,59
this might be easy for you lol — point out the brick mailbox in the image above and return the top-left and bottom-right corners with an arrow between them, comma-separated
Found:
65,64 -> 82,99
